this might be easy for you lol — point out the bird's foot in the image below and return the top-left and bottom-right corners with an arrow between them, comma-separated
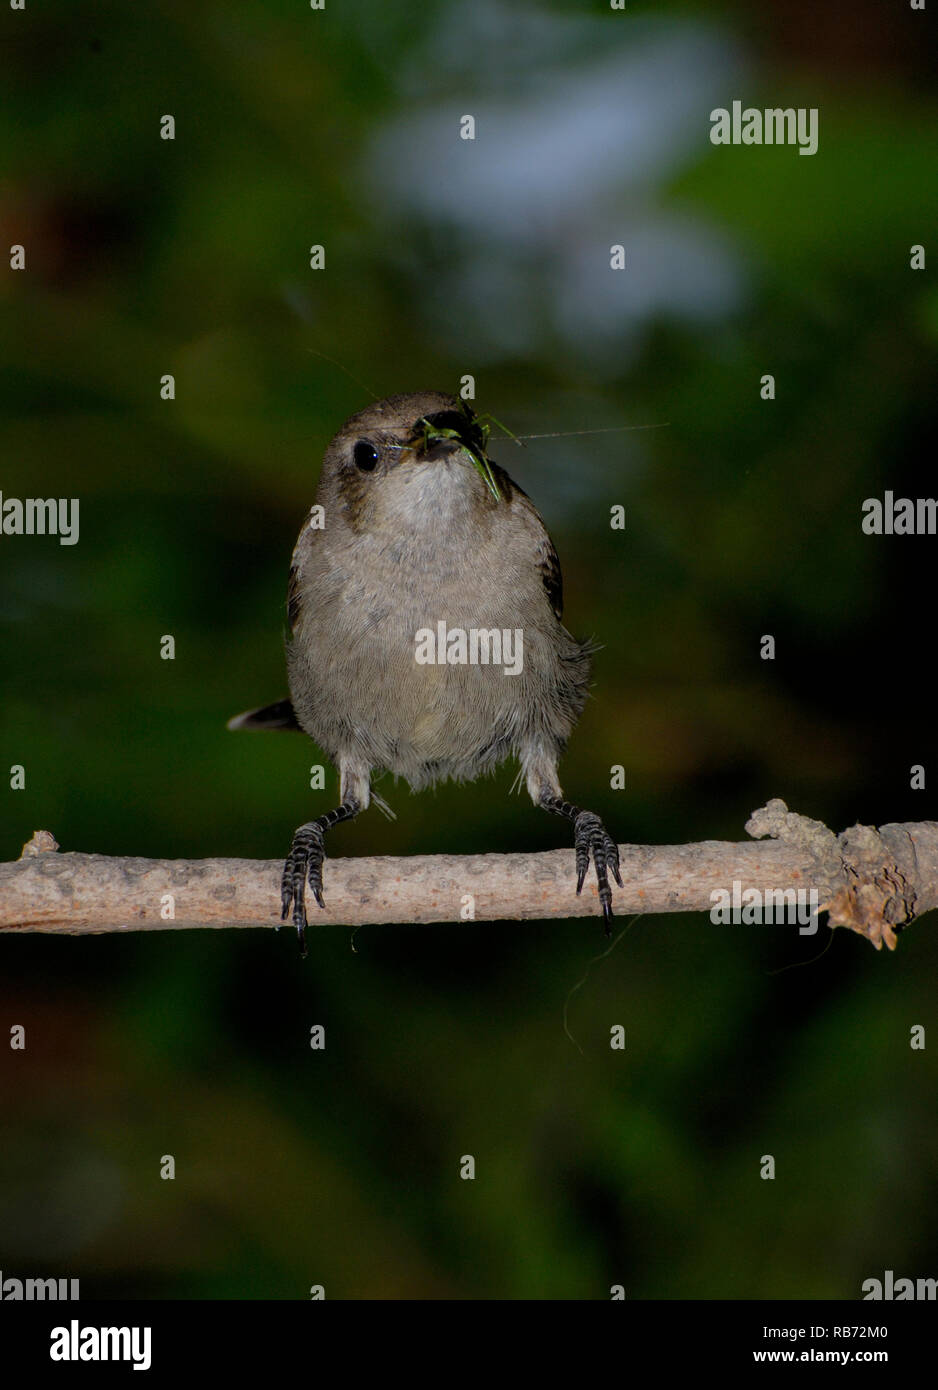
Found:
279,798 -> 361,956
573,810 -> 622,935
281,821 -> 326,956
540,792 -> 622,935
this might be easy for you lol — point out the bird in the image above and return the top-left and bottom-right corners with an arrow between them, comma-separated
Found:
229,391 -> 621,954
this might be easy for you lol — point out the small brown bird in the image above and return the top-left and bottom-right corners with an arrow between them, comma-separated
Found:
230,392 -> 621,953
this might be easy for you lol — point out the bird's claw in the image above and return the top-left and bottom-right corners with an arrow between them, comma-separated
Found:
280,821 -> 327,956
573,810 -> 622,935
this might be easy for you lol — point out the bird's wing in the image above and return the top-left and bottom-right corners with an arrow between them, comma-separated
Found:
493,465 -> 565,620
533,530 -> 564,620
287,563 -> 301,631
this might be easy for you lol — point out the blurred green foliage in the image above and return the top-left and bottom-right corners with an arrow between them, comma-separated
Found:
1,0 -> 936,1298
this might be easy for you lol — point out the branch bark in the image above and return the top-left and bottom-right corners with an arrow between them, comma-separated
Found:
1,801 -> 936,950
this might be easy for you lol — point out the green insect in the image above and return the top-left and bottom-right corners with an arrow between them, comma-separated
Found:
415,403 -> 523,504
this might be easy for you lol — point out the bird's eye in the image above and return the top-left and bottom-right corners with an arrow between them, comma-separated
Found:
353,440 -> 379,471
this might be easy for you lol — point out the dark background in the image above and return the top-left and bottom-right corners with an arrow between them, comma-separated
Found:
1,0 -> 936,1298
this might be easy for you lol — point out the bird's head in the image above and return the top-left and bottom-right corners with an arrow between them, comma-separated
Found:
319,392 -> 503,529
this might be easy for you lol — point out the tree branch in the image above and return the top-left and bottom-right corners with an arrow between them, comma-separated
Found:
1,802 -> 936,950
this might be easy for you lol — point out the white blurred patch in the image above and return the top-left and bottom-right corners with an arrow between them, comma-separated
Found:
361,2 -> 747,366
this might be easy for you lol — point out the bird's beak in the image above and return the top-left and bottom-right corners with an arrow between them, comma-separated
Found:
404,411 -> 502,501
403,417 -> 463,461
417,436 -> 462,462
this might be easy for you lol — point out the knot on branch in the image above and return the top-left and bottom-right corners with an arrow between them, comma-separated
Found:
745,798 -> 837,862
828,824 -> 917,952
746,798 -> 917,951
19,829 -> 60,859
